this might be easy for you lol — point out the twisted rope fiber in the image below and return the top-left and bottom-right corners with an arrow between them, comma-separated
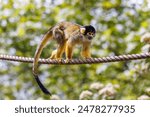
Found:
0,53 -> 150,65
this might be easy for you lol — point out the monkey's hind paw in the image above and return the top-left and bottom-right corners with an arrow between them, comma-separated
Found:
83,57 -> 92,60
56,58 -> 63,63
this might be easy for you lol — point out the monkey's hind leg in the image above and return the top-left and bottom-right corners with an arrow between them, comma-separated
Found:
49,43 -> 66,62
50,50 -> 57,59
55,42 -> 66,60
65,41 -> 74,63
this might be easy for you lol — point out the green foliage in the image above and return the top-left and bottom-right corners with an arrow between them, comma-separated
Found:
0,0 -> 150,99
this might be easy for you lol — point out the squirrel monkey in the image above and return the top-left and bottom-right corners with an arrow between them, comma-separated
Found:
32,21 -> 96,95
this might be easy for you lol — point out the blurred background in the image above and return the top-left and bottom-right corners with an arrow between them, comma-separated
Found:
0,0 -> 150,100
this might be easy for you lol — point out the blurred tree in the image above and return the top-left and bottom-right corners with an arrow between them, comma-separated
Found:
0,0 -> 150,99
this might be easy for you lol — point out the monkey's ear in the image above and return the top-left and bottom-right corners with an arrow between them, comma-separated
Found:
80,28 -> 86,34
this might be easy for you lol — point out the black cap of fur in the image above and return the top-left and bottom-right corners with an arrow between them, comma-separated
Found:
83,25 -> 96,35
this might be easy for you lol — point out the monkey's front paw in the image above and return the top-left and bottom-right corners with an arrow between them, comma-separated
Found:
65,58 -> 71,63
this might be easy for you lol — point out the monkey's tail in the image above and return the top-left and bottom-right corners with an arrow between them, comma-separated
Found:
32,30 -> 53,95
33,73 -> 51,95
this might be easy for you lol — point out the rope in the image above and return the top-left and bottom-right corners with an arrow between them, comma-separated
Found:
0,53 -> 150,65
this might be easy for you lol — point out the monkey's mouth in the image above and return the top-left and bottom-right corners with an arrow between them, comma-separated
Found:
88,36 -> 93,40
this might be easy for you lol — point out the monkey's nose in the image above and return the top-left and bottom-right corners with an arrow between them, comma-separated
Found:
88,36 -> 93,40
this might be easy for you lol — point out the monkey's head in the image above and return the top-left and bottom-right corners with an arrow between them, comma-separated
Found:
80,25 -> 96,40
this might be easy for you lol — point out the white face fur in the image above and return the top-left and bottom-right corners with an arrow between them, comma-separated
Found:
80,27 -> 86,34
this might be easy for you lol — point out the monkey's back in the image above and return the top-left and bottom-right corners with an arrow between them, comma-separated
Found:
57,21 -> 81,40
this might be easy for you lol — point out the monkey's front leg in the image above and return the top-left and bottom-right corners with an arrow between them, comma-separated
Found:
81,43 -> 91,58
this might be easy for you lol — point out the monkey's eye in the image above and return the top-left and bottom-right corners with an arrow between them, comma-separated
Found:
87,32 -> 91,35
87,32 -> 94,36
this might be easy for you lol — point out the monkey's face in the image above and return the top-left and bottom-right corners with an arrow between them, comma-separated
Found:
83,25 -> 96,40
86,31 -> 96,40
